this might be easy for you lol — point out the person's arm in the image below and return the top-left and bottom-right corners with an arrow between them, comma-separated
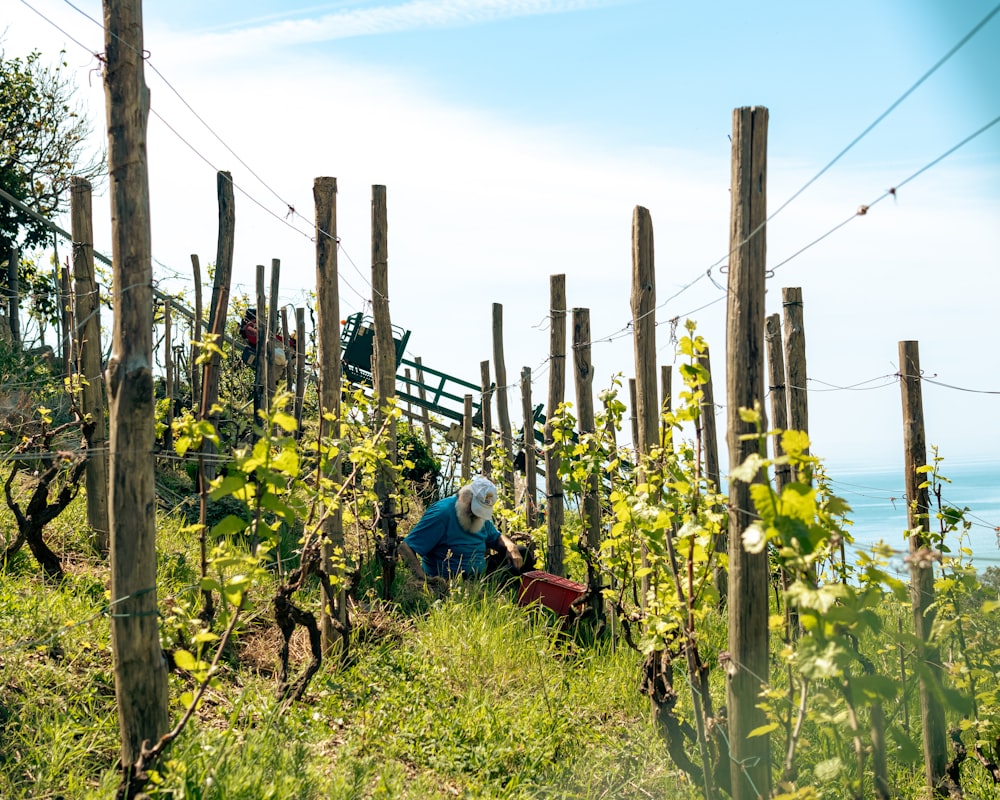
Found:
496,533 -> 523,570
398,541 -> 426,580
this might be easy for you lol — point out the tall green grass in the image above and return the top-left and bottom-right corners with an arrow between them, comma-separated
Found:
1,493 -> 699,799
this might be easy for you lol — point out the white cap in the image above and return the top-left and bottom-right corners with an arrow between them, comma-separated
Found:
468,476 -> 498,520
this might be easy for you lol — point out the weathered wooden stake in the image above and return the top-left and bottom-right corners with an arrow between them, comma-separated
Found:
70,176 -> 109,555
294,306 -> 306,437
102,0 -> 170,770
6,242 -> 19,347
628,378 -> 639,455
253,264 -> 266,434
199,170 -> 236,482
480,360 -> 493,477
782,287 -> 809,466
190,254 -> 202,412
60,256 -> 73,378
371,185 -> 398,600
572,308 -> 602,623
314,176 -> 346,654
659,364 -> 672,449
266,259 -> 281,405
163,299 -> 173,450
725,105 -> 771,800
631,207 -> 658,607
520,366 -> 537,529
414,356 -> 433,448
764,314 -> 790,490
698,346 -> 725,599
281,306 -> 292,394
899,340 -> 948,795
544,274 -> 566,576
492,303 -> 515,498
462,394 -> 473,482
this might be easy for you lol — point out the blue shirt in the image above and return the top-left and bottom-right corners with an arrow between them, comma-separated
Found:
404,495 -> 501,578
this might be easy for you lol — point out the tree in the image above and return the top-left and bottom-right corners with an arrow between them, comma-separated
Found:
0,45 -> 104,303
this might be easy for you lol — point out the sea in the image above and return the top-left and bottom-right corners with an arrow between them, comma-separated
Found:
821,458 -> 1000,574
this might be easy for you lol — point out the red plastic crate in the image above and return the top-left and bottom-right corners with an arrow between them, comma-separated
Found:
518,571 -> 587,616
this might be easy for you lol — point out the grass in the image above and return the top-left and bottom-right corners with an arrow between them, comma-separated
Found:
4,478 -> 998,799
0,489 -> 697,800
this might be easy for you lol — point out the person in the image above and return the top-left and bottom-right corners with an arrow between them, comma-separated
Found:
399,476 -> 523,587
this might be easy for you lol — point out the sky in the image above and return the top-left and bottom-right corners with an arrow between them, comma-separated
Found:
4,0 -> 1000,477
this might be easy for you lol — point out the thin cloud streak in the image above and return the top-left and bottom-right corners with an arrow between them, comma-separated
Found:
187,0 -> 624,53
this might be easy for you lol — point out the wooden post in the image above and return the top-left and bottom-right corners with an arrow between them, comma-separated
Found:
699,346 -> 725,599
631,207 -> 658,609
70,176 -> 109,555
281,306 -> 292,394
480,360 -> 493,478
631,207 -> 659,460
628,378 -> 639,455
200,171 -> 236,482
414,356 -> 433,448
294,306 -> 306,436
403,368 -> 414,433
725,105 -> 771,800
660,364 -> 672,449
782,287 -> 809,467
462,394 -> 473,482
765,314 -> 791,490
371,185 -> 398,600
6,243 -> 19,347
102,0 -> 170,770
492,303 -> 515,498
60,257 -> 73,378
253,264 -> 266,434
163,299 -> 173,450
266,259 -> 280,404
573,308 -> 602,622
899,340 -> 948,794
314,176 -> 346,654
544,274 -> 567,576
520,366 -> 537,529
190,254 -> 202,412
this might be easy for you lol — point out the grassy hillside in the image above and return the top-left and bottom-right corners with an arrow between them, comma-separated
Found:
0,487 -> 693,799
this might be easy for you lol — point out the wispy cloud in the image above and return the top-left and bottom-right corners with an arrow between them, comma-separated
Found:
189,0 -> 624,52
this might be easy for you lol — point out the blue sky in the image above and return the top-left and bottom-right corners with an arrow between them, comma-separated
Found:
6,0 -> 1000,474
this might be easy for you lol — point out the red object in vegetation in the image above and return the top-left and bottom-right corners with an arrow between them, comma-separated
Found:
517,570 -> 587,616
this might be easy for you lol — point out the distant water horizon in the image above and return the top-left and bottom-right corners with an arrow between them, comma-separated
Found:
821,458 -> 1000,572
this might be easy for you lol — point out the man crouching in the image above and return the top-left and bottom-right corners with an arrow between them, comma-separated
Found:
399,476 -> 523,591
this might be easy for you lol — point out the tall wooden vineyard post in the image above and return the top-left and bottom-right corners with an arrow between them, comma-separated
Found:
371,185 -> 399,600
725,105 -> 771,800
659,364 -> 672,450
492,303 -> 515,497
462,394 -> 473,482
163,299 -> 173,451
253,264 -> 267,434
520,366 -> 537,529
782,287 -> 809,468
572,308 -> 602,623
266,259 -> 281,405
414,356 -> 433,448
190,254 -> 202,412
899,340 -> 948,794
698,346 -> 725,600
480,360 -> 493,478
199,170 -> 235,483
631,206 -> 657,604
314,177 -> 346,654
544,274 -> 566,576
70,176 -> 109,555
102,0 -> 170,774
294,306 -> 306,436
